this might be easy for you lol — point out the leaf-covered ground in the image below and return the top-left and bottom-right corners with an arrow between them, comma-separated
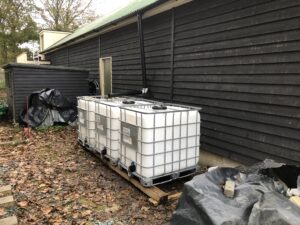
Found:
0,124 -> 177,225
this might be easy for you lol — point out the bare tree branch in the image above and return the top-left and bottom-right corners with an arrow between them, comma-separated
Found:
38,0 -> 98,32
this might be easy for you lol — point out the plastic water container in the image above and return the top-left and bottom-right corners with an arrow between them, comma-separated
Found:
77,96 -> 102,148
94,98 -> 155,162
119,104 -> 201,182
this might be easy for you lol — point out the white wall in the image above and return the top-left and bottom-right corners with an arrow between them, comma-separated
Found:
16,52 -> 28,63
39,30 -> 71,52
16,52 -> 50,65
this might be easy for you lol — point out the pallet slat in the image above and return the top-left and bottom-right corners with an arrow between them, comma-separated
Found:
106,162 -> 169,203
79,142 -> 183,205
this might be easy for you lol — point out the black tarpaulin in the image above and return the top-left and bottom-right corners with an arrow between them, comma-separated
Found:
19,89 -> 77,128
170,159 -> 300,225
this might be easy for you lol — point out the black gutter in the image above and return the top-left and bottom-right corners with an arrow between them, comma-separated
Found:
137,12 -> 147,88
170,9 -> 175,102
2,63 -> 89,72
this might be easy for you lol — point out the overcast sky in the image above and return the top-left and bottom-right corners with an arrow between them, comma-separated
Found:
34,0 -> 133,21
92,0 -> 133,16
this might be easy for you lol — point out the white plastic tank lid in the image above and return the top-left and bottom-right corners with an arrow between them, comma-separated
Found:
121,104 -> 191,113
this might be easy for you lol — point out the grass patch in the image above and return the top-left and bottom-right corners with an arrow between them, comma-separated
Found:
35,125 -> 67,133
35,126 -> 50,132
0,80 -> 5,90
0,85 -> 6,103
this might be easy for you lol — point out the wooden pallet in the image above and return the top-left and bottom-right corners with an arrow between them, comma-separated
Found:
103,158 -> 182,205
0,185 -> 18,225
102,160 -> 181,205
79,142 -> 185,205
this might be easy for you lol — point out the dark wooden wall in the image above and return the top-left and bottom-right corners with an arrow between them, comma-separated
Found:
172,0 -> 300,165
68,37 -> 100,79
45,0 -> 300,165
100,23 -> 143,92
143,11 -> 173,101
45,48 -> 68,66
5,64 -> 89,121
45,37 -> 100,79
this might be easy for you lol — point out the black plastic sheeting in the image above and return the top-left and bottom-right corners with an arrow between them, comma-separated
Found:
171,159 -> 300,225
19,89 -> 77,128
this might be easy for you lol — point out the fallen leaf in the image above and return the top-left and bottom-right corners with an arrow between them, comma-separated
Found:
0,121 -> 175,225
0,207 -> 6,216
52,217 -> 63,225
141,206 -> 149,212
18,201 -> 29,208
28,214 -> 37,222
42,206 -> 52,215
82,210 -> 92,217
40,188 -> 49,193
105,204 -> 120,213
38,183 -> 47,188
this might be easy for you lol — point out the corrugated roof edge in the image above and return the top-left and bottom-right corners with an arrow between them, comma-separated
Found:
41,0 -> 164,54
2,63 -> 90,72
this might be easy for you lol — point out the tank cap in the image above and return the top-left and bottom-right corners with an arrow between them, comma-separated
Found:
152,105 -> 167,110
122,100 -> 135,104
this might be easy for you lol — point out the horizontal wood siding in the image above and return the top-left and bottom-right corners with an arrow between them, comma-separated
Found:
42,0 -> 300,165
45,48 -> 68,66
143,11 -> 172,100
45,38 -> 99,79
68,37 -> 100,79
100,23 -> 143,92
173,0 -> 300,165
11,67 -> 89,119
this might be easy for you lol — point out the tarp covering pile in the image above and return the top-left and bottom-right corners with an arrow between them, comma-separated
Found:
19,89 -> 77,128
171,159 -> 300,225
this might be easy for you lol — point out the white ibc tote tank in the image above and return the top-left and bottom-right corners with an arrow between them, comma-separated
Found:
94,98 -> 155,162
77,96 -> 102,148
119,104 -> 201,186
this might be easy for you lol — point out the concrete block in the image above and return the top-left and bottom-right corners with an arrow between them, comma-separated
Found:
290,196 -> 300,207
0,196 -> 14,208
0,185 -> 12,196
0,216 -> 18,225
199,150 -> 242,167
287,188 -> 300,197
224,180 -> 235,198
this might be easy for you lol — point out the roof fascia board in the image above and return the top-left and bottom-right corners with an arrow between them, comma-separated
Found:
143,0 -> 192,19
42,0 -> 192,54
